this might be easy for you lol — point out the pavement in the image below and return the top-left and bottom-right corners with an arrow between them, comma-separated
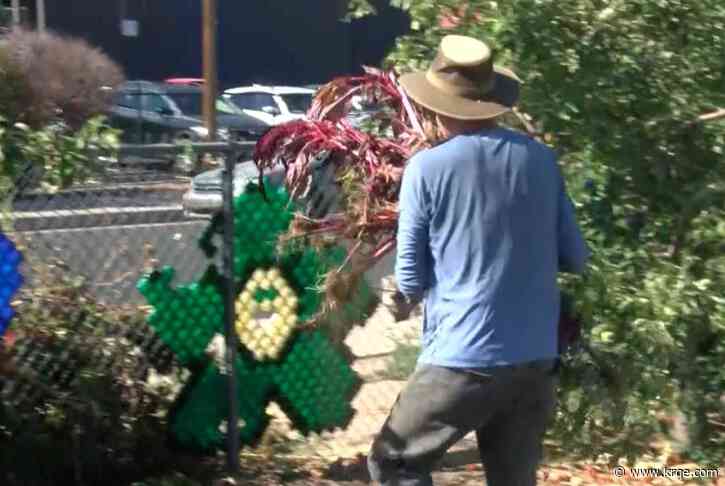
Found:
2,173 -> 212,305
8,180 -> 197,231
10,220 -> 211,305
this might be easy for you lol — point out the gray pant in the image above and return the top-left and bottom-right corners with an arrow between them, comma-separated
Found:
368,359 -> 558,486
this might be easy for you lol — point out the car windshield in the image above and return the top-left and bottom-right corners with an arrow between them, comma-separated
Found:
282,93 -> 313,114
166,92 -> 241,116
216,97 -> 243,114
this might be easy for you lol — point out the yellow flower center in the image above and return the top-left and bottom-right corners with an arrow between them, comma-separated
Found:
234,268 -> 299,360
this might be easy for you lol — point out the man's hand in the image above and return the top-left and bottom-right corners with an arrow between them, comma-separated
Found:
390,291 -> 420,322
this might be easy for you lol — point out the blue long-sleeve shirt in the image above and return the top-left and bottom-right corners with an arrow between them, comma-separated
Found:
395,127 -> 590,368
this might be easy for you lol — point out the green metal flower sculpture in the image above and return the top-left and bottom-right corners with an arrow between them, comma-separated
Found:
137,180 -> 375,451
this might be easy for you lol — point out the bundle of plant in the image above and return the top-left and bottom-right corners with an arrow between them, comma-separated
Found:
254,67 -> 430,281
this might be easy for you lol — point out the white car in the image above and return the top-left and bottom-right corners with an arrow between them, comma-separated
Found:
222,85 -> 316,126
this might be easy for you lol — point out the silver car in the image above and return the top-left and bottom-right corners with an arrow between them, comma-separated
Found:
182,153 -> 338,218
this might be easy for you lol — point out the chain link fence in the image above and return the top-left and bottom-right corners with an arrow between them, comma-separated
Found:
0,140 -> 430,482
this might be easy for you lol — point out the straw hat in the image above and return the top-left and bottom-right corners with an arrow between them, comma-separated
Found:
399,35 -> 520,120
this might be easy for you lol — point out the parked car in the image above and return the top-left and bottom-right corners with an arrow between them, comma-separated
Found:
222,85 -> 315,126
182,152 -> 337,217
162,84 -> 269,143
108,81 -> 269,143
108,81 -> 215,146
107,81 -> 270,170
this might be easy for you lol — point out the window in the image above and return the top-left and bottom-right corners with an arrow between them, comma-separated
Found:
167,92 -> 243,116
282,94 -> 313,114
143,94 -> 171,113
216,98 -> 242,115
166,93 -> 203,116
228,93 -> 277,111
116,93 -> 141,110
116,93 -> 171,113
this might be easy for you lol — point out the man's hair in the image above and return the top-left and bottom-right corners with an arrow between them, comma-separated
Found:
416,105 -> 498,143
418,107 -> 445,144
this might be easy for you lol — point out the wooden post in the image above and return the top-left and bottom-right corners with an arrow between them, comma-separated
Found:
36,0 -> 46,31
202,0 -> 218,141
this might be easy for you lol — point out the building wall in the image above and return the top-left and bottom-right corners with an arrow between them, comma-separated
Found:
44,0 -> 408,88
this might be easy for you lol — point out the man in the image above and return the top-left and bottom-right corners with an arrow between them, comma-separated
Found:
367,35 -> 590,486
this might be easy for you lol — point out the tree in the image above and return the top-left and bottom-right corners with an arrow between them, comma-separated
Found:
347,0 -> 725,462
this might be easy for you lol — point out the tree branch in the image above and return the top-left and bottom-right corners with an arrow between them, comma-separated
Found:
697,108 -> 725,123
512,107 -> 541,139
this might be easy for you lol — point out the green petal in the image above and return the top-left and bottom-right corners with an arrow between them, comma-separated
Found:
232,179 -> 295,279
269,330 -> 360,435
169,358 -> 272,451
137,265 -> 224,365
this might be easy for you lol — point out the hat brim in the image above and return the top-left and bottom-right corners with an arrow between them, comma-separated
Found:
399,66 -> 520,121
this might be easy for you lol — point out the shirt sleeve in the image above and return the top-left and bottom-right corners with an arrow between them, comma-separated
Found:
395,158 -> 430,299
557,168 -> 591,274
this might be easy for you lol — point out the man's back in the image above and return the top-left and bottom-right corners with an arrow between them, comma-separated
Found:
395,127 -> 589,368
372,35 -> 588,486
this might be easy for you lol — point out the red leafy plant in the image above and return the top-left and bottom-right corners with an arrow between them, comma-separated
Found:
254,68 -> 434,273
253,67 -> 438,311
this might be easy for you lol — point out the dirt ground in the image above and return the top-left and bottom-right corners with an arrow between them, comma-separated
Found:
205,453 -> 725,486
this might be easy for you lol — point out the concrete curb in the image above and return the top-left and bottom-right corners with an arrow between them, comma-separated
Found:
14,181 -> 189,201
8,205 -> 200,232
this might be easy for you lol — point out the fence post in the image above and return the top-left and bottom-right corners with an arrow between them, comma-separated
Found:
10,0 -> 20,25
222,146 -> 240,472
36,0 -> 45,31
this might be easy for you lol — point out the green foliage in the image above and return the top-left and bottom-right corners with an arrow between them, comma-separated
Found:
0,116 -> 120,191
350,0 -> 725,462
343,0 -> 379,21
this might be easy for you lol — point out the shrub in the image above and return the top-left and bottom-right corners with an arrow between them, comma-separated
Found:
1,28 -> 124,129
0,116 -> 120,191
0,259 -> 183,485
0,48 -> 33,124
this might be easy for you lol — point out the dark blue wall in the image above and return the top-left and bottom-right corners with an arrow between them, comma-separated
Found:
45,0 -> 409,88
